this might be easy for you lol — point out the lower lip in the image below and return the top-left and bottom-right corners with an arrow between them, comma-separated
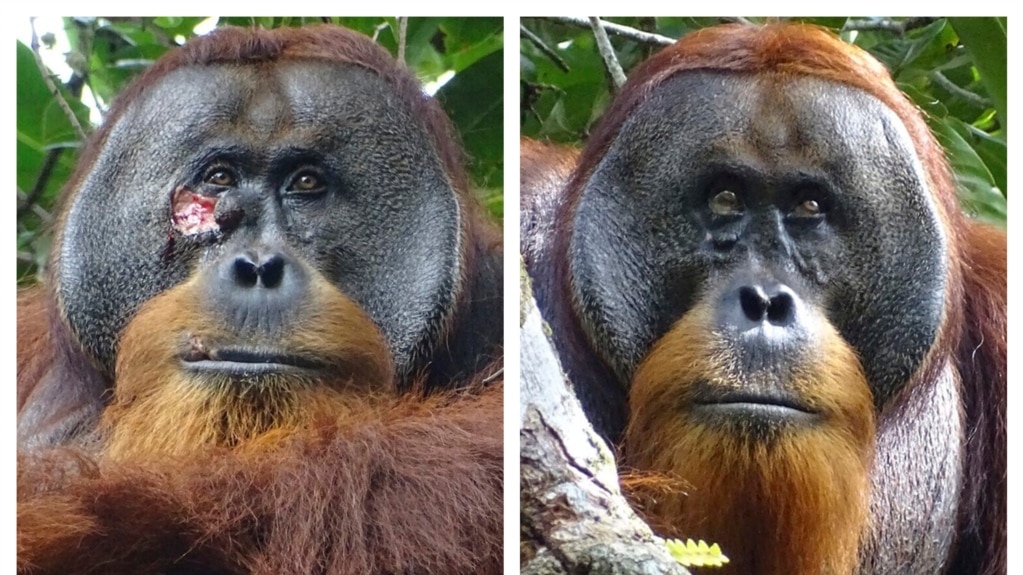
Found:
183,360 -> 308,374
694,401 -> 818,423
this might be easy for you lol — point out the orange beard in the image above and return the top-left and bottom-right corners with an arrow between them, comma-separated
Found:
101,276 -> 396,460
624,305 -> 875,575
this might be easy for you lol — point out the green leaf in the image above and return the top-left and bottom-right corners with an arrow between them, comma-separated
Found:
152,17 -> 182,30
16,41 -> 87,196
666,538 -> 730,568
17,39 -> 91,280
521,26 -> 610,141
483,190 -> 503,220
440,18 -> 503,73
927,115 -> 1006,227
652,17 -> 695,39
437,49 -> 503,192
396,18 -> 447,79
793,17 -> 849,30
864,19 -> 953,81
220,16 -> 275,28
965,126 -> 1007,196
151,16 -> 209,37
899,83 -> 949,119
949,17 -> 1006,134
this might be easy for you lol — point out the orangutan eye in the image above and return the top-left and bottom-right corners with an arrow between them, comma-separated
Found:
792,198 -> 825,218
203,166 -> 237,187
287,169 -> 326,194
710,190 -> 743,216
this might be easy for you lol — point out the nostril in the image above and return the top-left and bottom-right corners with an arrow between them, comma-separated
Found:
739,285 -> 770,322
231,253 -> 286,289
260,255 -> 285,289
737,284 -> 799,327
232,256 -> 260,288
766,291 -> 796,326
719,279 -> 807,339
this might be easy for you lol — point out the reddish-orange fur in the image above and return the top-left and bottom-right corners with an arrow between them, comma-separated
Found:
520,138 -> 580,283
520,138 -> 579,203
625,305 -> 874,574
525,22 -> 1004,575
18,24 -> 505,575
19,25 -> 502,445
606,25 -> 1004,575
19,383 -> 504,575
19,276 -> 504,574
17,290 -> 56,414
103,271 -> 395,459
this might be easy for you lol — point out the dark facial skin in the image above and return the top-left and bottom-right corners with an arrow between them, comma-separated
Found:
57,61 -> 462,381
569,71 -> 947,410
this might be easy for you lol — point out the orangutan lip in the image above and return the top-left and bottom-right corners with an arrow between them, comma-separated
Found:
182,348 -> 325,372
697,403 -> 817,422
694,392 -> 817,418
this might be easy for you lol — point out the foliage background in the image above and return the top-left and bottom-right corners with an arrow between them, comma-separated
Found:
17,16 -> 504,283
521,16 -> 1006,227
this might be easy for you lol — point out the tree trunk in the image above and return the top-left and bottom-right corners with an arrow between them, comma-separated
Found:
519,262 -> 689,575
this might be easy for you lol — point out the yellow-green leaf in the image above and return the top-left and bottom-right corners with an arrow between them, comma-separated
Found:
665,538 -> 730,568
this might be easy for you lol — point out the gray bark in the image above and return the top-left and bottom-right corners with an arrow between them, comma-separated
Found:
519,264 -> 689,575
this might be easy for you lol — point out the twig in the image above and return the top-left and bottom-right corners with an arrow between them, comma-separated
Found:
546,16 -> 674,46
371,21 -> 389,43
521,25 -> 570,73
19,149 -> 61,219
29,17 -> 87,141
18,188 -> 53,223
86,81 -> 106,118
397,17 -> 408,65
843,17 -> 937,35
930,71 -> 991,109
589,17 -> 627,91
482,366 -> 504,385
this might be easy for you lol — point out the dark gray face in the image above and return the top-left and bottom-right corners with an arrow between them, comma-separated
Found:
570,71 -> 947,407
57,60 -> 461,379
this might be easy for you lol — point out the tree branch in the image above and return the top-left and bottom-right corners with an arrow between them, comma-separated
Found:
397,17 -> 408,65
29,17 -> 87,141
519,260 -> 689,575
930,70 -> 991,109
19,150 -> 61,219
589,17 -> 627,91
843,17 -> 937,34
521,25 -> 570,73
17,188 -> 53,223
371,21 -> 389,43
546,16 -> 675,47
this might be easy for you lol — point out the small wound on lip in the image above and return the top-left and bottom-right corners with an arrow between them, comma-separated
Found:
172,186 -> 219,235
184,334 -> 210,361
